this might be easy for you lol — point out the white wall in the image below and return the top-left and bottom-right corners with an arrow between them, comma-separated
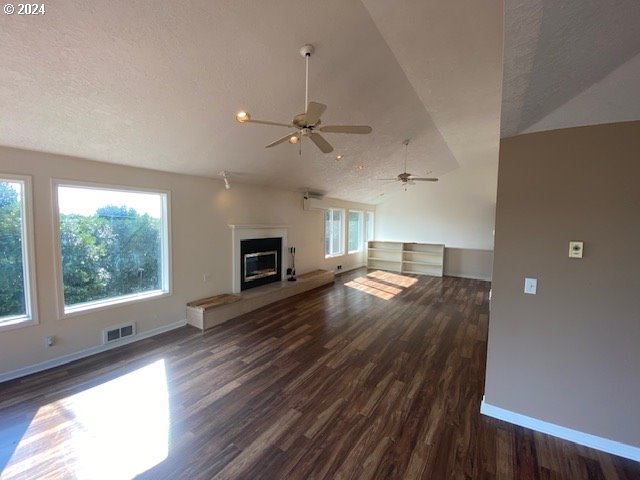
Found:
374,162 -> 497,279
0,146 -> 372,379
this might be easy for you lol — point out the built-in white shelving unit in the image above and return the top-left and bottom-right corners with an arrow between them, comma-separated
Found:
367,241 -> 444,277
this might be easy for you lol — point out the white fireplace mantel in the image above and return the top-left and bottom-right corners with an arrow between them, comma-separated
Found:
228,224 -> 290,230
229,224 -> 289,293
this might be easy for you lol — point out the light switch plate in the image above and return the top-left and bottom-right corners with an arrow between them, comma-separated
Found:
569,241 -> 584,258
524,277 -> 537,295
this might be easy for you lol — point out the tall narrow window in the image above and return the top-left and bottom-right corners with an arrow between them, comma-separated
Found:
0,175 -> 37,329
55,183 -> 170,315
348,210 -> 363,253
366,211 -> 374,242
325,209 -> 344,257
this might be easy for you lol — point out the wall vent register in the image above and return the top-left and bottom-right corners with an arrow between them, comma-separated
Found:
103,323 -> 136,344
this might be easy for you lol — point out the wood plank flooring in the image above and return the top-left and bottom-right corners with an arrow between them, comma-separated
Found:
0,269 -> 638,479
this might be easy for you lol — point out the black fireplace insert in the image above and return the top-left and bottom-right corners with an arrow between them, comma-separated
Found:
240,237 -> 282,291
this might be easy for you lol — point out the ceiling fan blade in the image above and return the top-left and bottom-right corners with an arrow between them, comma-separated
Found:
265,132 -> 298,148
376,178 -> 399,181
319,125 -> 373,134
304,102 -> 327,126
309,133 -> 334,153
410,177 -> 439,182
248,119 -> 294,128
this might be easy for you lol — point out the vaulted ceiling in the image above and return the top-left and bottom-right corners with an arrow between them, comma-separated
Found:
501,0 -> 640,137
0,0 -> 501,203
1,1 -> 638,203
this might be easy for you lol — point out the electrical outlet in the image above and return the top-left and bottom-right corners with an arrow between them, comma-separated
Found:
203,273 -> 212,282
337,265 -> 342,271
45,335 -> 55,347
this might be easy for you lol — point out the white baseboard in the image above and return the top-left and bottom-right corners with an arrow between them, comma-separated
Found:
480,400 -> 640,461
0,319 -> 187,384
445,272 -> 492,281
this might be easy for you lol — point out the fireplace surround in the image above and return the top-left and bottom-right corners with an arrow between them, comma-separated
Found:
229,224 -> 289,294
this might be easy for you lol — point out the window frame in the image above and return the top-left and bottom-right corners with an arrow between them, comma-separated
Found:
0,173 -> 38,331
347,209 -> 364,254
324,208 -> 345,258
365,211 -> 375,242
52,179 -> 172,319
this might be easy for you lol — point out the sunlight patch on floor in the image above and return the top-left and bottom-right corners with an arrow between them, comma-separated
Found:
345,279 -> 397,300
367,270 -> 419,288
2,359 -> 170,480
345,270 -> 420,300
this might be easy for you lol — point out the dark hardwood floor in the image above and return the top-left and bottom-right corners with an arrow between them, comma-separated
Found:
0,269 -> 638,479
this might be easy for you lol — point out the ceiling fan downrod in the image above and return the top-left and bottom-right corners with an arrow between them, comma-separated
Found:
404,139 -> 410,174
300,44 -> 314,113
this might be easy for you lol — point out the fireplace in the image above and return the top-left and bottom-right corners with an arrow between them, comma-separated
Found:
240,237 -> 282,291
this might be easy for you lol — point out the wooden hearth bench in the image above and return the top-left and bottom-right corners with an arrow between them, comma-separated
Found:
186,269 -> 335,331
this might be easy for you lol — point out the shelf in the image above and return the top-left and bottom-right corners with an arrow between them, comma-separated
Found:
403,242 -> 444,247
402,250 -> 442,255
367,240 -> 444,277
401,260 -> 443,267
403,269 -> 441,275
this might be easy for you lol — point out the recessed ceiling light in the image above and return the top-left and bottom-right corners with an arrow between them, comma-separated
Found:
235,111 -> 251,123
289,135 -> 299,144
336,155 -> 343,161
356,165 -> 365,171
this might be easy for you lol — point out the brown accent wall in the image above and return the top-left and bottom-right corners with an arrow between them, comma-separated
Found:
485,121 -> 640,447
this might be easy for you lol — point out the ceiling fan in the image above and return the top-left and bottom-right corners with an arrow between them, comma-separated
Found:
378,139 -> 438,190
235,44 -> 372,154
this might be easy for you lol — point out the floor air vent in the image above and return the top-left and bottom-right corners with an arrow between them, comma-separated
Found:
103,323 -> 136,344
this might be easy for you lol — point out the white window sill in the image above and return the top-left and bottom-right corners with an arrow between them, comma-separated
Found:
325,253 -> 345,259
61,289 -> 171,319
348,250 -> 363,255
0,316 -> 37,332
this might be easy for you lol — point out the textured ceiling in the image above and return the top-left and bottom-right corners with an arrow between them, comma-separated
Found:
362,0 -> 503,169
0,0 -> 503,203
501,0 -> 640,137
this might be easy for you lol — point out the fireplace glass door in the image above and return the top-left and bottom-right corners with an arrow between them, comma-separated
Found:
244,250 -> 278,282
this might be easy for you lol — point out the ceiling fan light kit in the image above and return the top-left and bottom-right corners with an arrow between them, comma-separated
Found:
235,44 -> 372,154
235,111 -> 251,123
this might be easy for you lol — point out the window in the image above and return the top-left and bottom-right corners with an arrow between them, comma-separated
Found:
0,175 -> 37,329
325,209 -> 344,257
366,211 -> 374,242
348,210 -> 363,253
55,183 -> 170,315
